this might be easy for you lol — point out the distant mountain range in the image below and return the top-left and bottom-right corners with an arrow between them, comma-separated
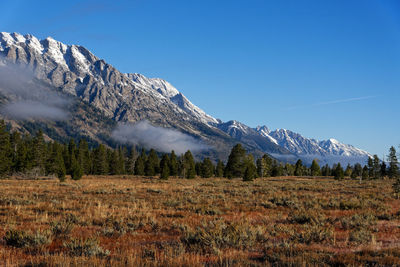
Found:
0,32 -> 371,165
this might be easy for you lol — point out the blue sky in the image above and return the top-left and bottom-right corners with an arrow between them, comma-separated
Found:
2,0 -> 400,157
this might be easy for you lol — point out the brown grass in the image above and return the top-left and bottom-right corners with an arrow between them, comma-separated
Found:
0,176 -> 400,266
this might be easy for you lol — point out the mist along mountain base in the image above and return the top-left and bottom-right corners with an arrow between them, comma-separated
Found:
0,176 -> 399,266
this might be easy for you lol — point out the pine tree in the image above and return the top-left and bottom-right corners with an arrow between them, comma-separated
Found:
0,120 -> 11,177
200,157 -> 214,178
93,144 -> 108,175
351,163 -> 362,179
118,147 -> 126,174
373,155 -> 380,179
195,162 -> 202,176
224,144 -> 246,179
183,150 -> 196,179
294,159 -> 303,176
126,147 -> 137,175
321,164 -> 331,176
387,146 -> 399,179
362,165 -> 369,180
243,154 -> 256,181
32,130 -> 46,176
109,149 -> 119,175
367,157 -> 374,178
134,155 -> 145,176
380,161 -> 387,178
344,164 -> 352,177
169,150 -> 178,176
310,159 -> 321,176
70,152 -> 83,180
77,139 -> 91,175
145,149 -> 159,176
159,154 -> 170,180
334,163 -> 344,180
215,160 -> 225,177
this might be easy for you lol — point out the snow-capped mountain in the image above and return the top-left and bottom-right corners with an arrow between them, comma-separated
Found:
0,32 -> 372,164
255,126 -> 372,165
217,121 -> 293,155
126,73 -> 218,125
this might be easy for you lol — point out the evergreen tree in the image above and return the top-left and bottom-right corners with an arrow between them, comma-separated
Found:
373,155 -> 380,179
169,150 -> 178,176
70,152 -> 83,180
284,163 -> 295,176
224,144 -> 246,178
93,144 -> 108,175
109,149 -> 119,175
183,150 -> 196,179
200,157 -> 214,178
145,149 -> 159,176
243,154 -> 256,181
362,165 -> 369,180
321,164 -> 331,176
0,120 -> 12,176
380,161 -> 387,178
118,147 -> 126,174
344,164 -> 352,177
32,130 -> 46,175
134,155 -> 145,176
215,160 -> 225,177
310,159 -> 321,176
195,162 -> 202,176
126,147 -> 137,175
387,146 -> 399,178
367,157 -> 374,178
334,163 -> 344,180
159,154 -> 170,180
294,159 -> 303,176
77,139 -> 91,175
351,163 -> 362,179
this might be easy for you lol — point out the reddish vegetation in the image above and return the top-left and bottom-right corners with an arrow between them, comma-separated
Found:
0,176 -> 399,266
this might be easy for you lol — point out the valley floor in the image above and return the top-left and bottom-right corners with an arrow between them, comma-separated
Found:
0,176 -> 400,266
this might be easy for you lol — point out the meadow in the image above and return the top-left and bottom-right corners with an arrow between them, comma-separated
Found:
0,176 -> 399,266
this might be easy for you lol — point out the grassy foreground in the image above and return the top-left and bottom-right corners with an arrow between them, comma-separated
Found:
0,176 -> 400,266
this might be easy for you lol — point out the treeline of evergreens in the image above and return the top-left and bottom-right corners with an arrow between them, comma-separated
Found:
0,121 -> 399,184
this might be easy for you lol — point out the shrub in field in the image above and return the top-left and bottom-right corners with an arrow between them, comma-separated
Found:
50,220 -> 74,237
181,220 -> 262,254
340,213 -> 376,230
295,224 -> 334,244
349,228 -> 372,244
4,229 -> 52,249
288,208 -> 326,225
64,237 -> 110,257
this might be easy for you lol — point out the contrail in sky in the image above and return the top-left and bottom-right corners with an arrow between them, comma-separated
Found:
286,95 -> 377,111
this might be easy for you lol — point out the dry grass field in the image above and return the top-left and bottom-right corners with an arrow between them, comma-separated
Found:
0,176 -> 400,266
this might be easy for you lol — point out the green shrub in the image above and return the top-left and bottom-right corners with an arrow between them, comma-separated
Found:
295,224 -> 334,244
50,219 -> 74,237
181,220 -> 262,254
4,229 -> 52,248
349,229 -> 372,244
288,209 -> 325,225
340,213 -> 376,230
64,237 -> 110,257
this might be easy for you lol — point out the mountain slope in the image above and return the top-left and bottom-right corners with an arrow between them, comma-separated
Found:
255,126 -> 372,165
